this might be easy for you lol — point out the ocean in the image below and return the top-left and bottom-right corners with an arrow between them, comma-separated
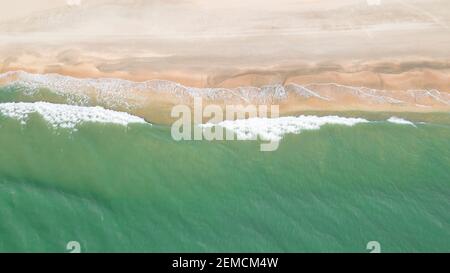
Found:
0,84 -> 449,253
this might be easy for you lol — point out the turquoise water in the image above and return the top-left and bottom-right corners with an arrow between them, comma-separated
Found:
0,109 -> 449,252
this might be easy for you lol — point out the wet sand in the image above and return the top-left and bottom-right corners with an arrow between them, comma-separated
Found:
0,0 -> 449,123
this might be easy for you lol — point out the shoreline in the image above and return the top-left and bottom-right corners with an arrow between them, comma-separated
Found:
1,70 -> 449,125
1,0 -> 449,125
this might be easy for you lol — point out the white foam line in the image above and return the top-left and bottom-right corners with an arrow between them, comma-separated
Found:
415,104 -> 431,108
408,89 -> 450,106
288,83 -> 331,101
425,90 -> 450,105
0,101 -> 148,129
304,83 -> 405,104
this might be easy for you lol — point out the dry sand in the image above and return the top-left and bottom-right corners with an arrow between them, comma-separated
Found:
0,0 -> 449,121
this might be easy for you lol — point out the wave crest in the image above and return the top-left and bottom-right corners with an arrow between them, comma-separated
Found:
201,115 -> 369,141
387,117 -> 416,126
0,101 -> 148,129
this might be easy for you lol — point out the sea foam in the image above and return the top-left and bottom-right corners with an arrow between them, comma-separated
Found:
3,71 -> 449,108
0,102 -> 148,129
387,117 -> 416,127
201,115 -> 369,141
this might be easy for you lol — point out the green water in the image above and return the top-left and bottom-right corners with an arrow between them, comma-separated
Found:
0,110 -> 449,252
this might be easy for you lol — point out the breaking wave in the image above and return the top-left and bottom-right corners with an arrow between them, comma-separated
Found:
201,115 -> 369,141
387,117 -> 416,126
0,101 -> 148,129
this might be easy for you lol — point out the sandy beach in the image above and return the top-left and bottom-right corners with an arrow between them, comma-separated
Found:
0,0 -> 449,122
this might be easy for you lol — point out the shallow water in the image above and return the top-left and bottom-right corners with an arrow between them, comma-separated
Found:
0,105 -> 449,252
